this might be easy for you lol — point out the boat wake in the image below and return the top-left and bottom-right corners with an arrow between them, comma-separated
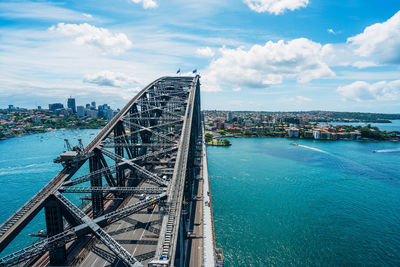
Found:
373,148 -> 400,153
297,144 -> 330,154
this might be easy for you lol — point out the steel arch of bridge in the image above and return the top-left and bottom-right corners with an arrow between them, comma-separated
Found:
0,75 -> 202,267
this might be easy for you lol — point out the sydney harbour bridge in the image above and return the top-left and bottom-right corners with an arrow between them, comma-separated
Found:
0,76 -> 221,266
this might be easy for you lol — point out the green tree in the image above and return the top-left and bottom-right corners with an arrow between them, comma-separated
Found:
205,132 -> 213,143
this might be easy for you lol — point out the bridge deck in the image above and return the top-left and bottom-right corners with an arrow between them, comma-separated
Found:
76,182 -> 160,266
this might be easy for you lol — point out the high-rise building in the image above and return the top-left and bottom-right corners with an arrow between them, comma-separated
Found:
67,97 -> 76,113
87,109 -> 98,119
49,103 -> 64,112
77,106 -> 86,117
91,101 -> 96,109
226,111 -> 233,122
37,106 -> 42,110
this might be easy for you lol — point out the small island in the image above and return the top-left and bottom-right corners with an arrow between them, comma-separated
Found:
205,132 -> 231,146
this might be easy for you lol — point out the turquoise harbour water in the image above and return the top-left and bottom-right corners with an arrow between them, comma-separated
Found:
0,129 -> 100,256
208,138 -> 400,266
1,129 -> 400,266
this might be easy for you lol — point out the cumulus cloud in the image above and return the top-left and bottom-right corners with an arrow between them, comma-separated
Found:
49,23 -> 132,55
196,47 -> 215,57
83,71 -> 137,87
132,0 -> 158,9
202,38 -> 334,91
347,10 -> 400,64
337,80 -> 400,102
243,0 -> 309,14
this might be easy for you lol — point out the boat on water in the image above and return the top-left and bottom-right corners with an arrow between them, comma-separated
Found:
290,142 -> 299,146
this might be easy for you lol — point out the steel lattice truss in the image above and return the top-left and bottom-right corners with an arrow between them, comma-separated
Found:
0,76 -> 201,267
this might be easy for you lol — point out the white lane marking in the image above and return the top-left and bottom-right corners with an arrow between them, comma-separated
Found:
131,206 -> 156,256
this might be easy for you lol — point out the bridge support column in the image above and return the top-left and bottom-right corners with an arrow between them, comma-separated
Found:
90,149 -> 104,218
45,195 -> 66,266
114,121 -> 125,187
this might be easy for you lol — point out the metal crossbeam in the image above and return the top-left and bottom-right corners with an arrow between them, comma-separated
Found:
101,149 -> 168,187
0,193 -> 167,266
0,230 -> 78,266
59,186 -> 166,194
54,193 -> 142,267
101,143 -> 176,148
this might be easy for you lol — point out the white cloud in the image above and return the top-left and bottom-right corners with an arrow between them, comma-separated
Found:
337,80 -> 400,102
49,23 -> 132,55
196,47 -> 215,57
347,10 -> 400,64
132,0 -> 158,9
243,0 -> 309,15
202,38 -> 334,91
352,61 -> 378,69
232,87 -> 242,92
327,28 -> 336,35
82,13 -> 93,19
83,71 -> 138,87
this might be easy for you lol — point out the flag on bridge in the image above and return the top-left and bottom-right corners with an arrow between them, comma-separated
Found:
192,69 -> 197,74
176,68 -> 181,74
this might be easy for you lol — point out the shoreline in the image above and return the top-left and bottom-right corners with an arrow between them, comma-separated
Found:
0,127 -> 102,142
212,134 -> 400,143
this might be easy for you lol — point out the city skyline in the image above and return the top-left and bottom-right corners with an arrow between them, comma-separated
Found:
1,1 -> 400,112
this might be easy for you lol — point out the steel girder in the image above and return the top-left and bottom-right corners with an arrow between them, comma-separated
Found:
0,193 -> 167,266
59,186 -> 166,194
0,76 -> 199,266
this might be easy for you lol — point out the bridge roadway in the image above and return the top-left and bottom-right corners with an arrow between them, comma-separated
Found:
73,181 -> 161,267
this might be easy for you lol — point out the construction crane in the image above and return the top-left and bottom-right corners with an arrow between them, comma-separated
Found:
53,139 -> 87,167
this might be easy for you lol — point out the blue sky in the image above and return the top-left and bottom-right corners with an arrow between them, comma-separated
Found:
1,0 -> 400,112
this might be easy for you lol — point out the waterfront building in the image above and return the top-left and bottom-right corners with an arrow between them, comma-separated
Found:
288,127 -> 300,138
320,131 -> 331,140
313,130 -> 321,140
67,97 -> 76,113
77,106 -> 86,117
350,131 -> 361,140
304,130 -> 313,139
